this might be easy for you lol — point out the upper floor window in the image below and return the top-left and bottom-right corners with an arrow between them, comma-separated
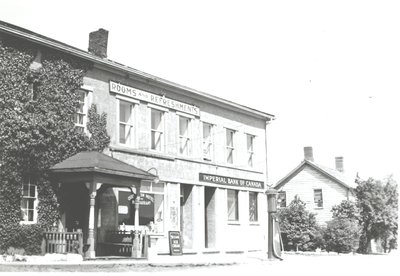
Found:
226,129 -> 235,164
227,189 -> 239,221
202,122 -> 213,161
21,177 -> 38,223
249,192 -> 258,222
278,191 -> 287,208
151,109 -> 164,151
247,134 -> 255,167
119,100 -> 135,145
75,90 -> 88,132
179,116 -> 191,156
314,189 -> 323,208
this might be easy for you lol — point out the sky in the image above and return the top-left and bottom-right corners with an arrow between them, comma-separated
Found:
1,0 -> 399,185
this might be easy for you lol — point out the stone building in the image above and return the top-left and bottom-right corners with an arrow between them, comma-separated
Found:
0,21 -> 274,258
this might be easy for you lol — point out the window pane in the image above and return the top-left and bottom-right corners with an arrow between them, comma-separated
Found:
247,135 -> 253,152
29,185 -> 36,197
314,189 -> 323,207
23,185 -> 29,197
227,190 -> 238,221
179,117 -> 189,136
21,198 -> 28,209
141,182 -> 151,192
152,183 -> 164,193
151,109 -> 162,130
278,192 -> 286,208
226,130 -> 233,147
151,131 -> 162,150
28,198 -> 34,209
180,137 -> 188,155
28,210 -> 34,221
120,101 -> 132,123
227,148 -> 233,164
119,124 -> 126,144
203,123 -> 211,139
22,209 -> 28,221
249,192 -> 258,222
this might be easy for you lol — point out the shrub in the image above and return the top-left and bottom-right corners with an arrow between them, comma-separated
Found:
324,218 -> 361,253
278,196 -> 321,251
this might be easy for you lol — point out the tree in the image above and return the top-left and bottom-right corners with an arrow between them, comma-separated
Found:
324,218 -> 361,253
277,196 -> 322,251
331,200 -> 360,222
355,176 -> 398,253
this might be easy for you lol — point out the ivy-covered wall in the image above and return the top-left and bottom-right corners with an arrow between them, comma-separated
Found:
0,34 -> 109,254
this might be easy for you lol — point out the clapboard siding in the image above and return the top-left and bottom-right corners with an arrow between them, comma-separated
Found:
278,165 -> 351,224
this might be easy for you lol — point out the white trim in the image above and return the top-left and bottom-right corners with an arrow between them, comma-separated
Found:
147,103 -> 169,112
176,111 -> 195,119
80,84 -> 94,91
116,94 -> 140,105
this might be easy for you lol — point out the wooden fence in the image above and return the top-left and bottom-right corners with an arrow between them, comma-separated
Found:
43,231 -> 83,255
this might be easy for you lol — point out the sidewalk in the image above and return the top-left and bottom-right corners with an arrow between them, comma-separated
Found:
0,251 -> 271,271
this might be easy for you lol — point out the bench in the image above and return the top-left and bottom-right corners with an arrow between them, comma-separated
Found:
99,230 -> 148,258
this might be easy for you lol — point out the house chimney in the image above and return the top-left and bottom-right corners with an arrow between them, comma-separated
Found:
88,28 -> 108,58
304,147 -> 314,162
335,156 -> 344,172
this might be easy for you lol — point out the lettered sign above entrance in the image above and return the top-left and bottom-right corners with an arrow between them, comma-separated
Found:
199,173 -> 264,190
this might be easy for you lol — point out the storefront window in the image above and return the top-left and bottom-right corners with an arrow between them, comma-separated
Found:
179,116 -> 191,155
21,177 -> 38,223
119,100 -> 134,145
227,189 -> 239,221
249,192 -> 258,222
202,123 -> 213,161
117,182 -> 165,233
151,109 -> 164,151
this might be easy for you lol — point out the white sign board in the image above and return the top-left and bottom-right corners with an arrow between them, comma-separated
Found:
118,205 -> 128,214
110,81 -> 200,116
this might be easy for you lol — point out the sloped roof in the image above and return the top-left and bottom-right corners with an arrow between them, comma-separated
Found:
274,159 -> 357,190
50,151 -> 156,180
0,20 -> 274,121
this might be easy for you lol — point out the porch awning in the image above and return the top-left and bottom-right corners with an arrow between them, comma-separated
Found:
49,151 -> 157,186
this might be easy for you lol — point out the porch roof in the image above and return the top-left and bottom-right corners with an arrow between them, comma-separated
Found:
49,151 -> 157,181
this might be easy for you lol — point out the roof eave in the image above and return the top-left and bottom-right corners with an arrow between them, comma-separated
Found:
0,23 -> 275,121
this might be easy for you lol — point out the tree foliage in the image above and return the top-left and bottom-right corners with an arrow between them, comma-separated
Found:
0,34 -> 110,254
324,218 -> 361,253
355,176 -> 398,253
277,196 -> 322,251
332,200 -> 360,222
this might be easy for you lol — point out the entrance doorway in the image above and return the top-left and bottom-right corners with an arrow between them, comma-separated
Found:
204,187 -> 216,248
180,184 -> 193,249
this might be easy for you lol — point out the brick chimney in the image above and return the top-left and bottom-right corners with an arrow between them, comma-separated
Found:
88,28 -> 108,58
335,156 -> 344,172
304,146 -> 314,162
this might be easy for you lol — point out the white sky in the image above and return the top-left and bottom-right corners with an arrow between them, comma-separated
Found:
1,0 -> 399,185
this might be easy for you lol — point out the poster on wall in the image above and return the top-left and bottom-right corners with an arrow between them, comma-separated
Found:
168,231 -> 183,256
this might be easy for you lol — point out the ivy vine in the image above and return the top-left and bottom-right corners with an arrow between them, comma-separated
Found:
0,33 -> 110,254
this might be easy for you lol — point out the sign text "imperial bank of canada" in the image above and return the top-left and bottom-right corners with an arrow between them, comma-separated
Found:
109,81 -> 200,116
199,173 -> 264,190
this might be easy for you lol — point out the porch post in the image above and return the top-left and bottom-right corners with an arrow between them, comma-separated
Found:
132,182 -> 141,258
86,182 -> 97,259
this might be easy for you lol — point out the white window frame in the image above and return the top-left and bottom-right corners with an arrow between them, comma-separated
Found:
20,177 -> 38,224
227,189 -> 239,221
249,191 -> 258,222
117,97 -> 137,146
74,89 -> 89,132
202,122 -> 214,161
246,134 -> 255,167
178,114 -> 192,156
314,189 -> 323,208
149,107 -> 165,152
225,128 -> 236,164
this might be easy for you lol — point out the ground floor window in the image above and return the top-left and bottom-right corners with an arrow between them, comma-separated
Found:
249,192 -> 258,222
227,189 -> 239,221
117,182 -> 165,233
21,177 -> 38,223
